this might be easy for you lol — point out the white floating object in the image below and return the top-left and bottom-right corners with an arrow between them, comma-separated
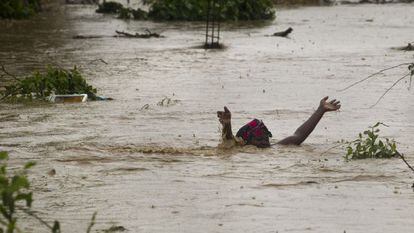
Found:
48,94 -> 88,103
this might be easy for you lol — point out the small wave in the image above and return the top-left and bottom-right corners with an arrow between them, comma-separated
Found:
99,167 -> 149,173
261,181 -> 319,188
106,145 -> 222,156
333,174 -> 397,183
101,143 -> 269,157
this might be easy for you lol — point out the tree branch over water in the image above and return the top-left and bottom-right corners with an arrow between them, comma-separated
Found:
339,62 -> 414,107
369,73 -> 410,108
0,64 -> 21,82
396,152 -> 414,174
339,63 -> 412,92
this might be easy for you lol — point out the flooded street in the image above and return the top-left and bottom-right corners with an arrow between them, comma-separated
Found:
1,3 -> 414,232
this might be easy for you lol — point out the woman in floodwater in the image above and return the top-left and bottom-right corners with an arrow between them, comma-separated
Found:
217,96 -> 341,148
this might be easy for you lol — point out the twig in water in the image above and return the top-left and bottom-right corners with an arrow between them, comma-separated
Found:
140,104 -> 150,110
319,143 -> 345,156
408,63 -> 414,90
396,152 -> 414,174
86,212 -> 97,233
0,64 -> 21,81
89,58 -> 108,65
369,73 -> 410,108
339,63 -> 412,92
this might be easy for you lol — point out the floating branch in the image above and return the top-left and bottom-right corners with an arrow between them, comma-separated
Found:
73,29 -> 164,39
392,43 -> 414,51
73,35 -> 105,39
115,30 -> 163,39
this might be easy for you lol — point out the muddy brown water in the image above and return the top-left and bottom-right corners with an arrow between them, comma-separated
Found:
1,3 -> 414,233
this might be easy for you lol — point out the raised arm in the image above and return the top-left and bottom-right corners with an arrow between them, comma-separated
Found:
277,96 -> 341,145
217,106 -> 234,140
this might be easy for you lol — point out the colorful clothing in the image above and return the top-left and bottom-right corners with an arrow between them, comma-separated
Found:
236,119 -> 272,148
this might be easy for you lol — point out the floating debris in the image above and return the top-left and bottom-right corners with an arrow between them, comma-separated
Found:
115,29 -> 163,39
157,97 -> 180,107
271,27 -> 293,37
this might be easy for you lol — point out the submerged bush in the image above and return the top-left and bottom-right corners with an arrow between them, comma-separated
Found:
1,66 -> 98,102
95,1 -> 123,14
346,122 -> 398,160
149,0 -> 275,21
131,8 -> 148,20
117,7 -> 148,20
0,0 -> 42,19
97,0 -> 275,21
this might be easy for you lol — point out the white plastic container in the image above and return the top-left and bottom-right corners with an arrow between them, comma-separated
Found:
48,94 -> 88,103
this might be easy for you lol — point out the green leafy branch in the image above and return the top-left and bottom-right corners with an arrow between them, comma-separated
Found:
345,122 -> 397,160
0,151 -> 36,233
0,65 -> 98,102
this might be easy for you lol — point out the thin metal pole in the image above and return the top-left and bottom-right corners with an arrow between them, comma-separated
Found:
217,0 -> 221,46
205,0 -> 211,46
211,0 -> 216,45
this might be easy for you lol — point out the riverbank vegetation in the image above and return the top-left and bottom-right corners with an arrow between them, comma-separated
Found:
96,0 -> 275,21
0,66 -> 98,103
0,0 -> 42,19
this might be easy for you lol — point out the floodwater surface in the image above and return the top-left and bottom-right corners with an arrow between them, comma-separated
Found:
1,3 -> 414,233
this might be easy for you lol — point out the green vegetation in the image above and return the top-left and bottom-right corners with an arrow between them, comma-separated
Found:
118,7 -> 148,20
96,1 -> 148,20
0,66 -> 98,102
0,0 -> 42,19
95,1 -> 123,14
97,0 -> 275,21
0,151 -> 36,232
345,122 -> 398,160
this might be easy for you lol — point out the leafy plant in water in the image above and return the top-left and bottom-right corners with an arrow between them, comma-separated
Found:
1,66 -> 98,102
0,151 -> 35,232
345,122 -> 397,160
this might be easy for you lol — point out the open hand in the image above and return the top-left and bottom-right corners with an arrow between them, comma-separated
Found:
217,106 -> 231,124
320,96 -> 341,112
